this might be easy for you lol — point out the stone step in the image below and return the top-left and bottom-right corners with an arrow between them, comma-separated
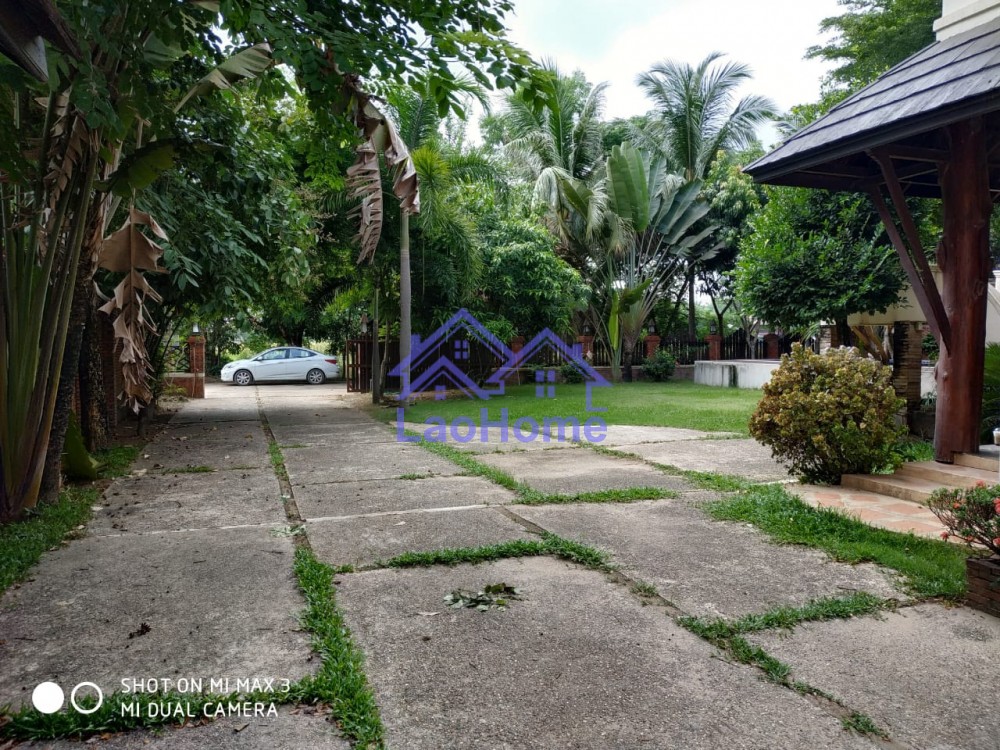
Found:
896,461 -> 999,488
954,451 -> 1000,473
840,473 -> 943,504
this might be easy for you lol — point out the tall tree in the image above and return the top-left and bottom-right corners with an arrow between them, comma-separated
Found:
636,53 -> 775,336
0,0 -> 544,521
807,0 -> 939,90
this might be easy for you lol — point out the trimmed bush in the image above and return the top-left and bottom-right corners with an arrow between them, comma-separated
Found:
750,344 -> 904,484
560,363 -> 585,384
642,350 -> 676,382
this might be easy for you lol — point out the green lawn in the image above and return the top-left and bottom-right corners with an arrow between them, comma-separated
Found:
386,381 -> 761,435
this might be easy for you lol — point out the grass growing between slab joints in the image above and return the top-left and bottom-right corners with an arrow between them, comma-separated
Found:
0,486 -> 97,597
706,484 -> 967,599
677,593 -> 893,741
412,436 -> 544,501
415,434 -> 678,506
268,441 -> 289,483
587,444 -> 758,492
94,445 -> 141,478
383,533 -> 613,572
0,549 -> 384,747
290,547 -> 384,747
517,487 -> 678,505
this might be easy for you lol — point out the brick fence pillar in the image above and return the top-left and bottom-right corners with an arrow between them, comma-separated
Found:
510,336 -> 525,355
644,334 -> 660,359
764,333 -> 780,360
187,334 -> 206,399
892,322 -> 923,426
706,334 -> 722,361
577,334 -> 594,359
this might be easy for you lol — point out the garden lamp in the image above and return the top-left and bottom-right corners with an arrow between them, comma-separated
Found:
360,313 -> 369,334
648,320 -> 656,334
709,322 -> 718,335
191,322 -> 200,334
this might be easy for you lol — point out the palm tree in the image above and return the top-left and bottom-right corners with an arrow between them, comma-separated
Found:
636,52 -> 775,335
493,62 -> 610,260
383,78 -> 501,394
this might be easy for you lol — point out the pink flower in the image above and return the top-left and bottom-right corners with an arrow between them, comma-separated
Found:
940,531 -> 950,540
994,538 -> 1000,547
994,498 -> 1000,513
976,480 -> 987,488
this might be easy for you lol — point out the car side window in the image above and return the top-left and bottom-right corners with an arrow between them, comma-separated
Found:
292,349 -> 312,359
259,349 -> 287,361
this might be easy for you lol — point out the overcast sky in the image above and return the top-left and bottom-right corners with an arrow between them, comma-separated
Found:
491,0 -> 847,147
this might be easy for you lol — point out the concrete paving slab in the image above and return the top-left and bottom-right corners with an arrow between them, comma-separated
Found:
335,557 -> 870,750
396,421 -> 582,453
476,449 -> 689,494
40,708 -> 349,750
0,526 -> 311,710
133,437 -> 270,473
752,603 -> 1000,749
89,469 -> 286,535
264,406 -> 377,427
160,421 -> 265,442
295,476 -> 516,519
617,437 -> 788,480
271,422 -> 398,446
585,424 -> 735,445
285,443 -> 462,486
514,501 -> 902,618
170,407 -> 260,424
309,507 -> 534,566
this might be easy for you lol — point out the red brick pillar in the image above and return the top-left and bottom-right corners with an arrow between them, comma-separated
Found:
764,333 -> 780,360
510,336 -> 525,354
706,334 -> 722,361
577,335 -> 594,359
187,334 -> 206,398
644,334 -> 660,359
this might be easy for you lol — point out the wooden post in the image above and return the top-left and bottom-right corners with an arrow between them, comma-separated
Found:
935,119 -> 992,462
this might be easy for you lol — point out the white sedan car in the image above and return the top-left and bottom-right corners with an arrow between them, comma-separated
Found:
221,347 -> 340,386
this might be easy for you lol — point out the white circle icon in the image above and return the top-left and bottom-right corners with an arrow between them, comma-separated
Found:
70,682 -> 104,715
31,682 -> 64,714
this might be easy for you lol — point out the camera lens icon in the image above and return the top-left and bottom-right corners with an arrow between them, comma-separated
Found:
31,682 -> 64,714
31,681 -> 104,715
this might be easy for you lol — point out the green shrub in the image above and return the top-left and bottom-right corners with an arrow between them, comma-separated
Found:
750,344 -> 904,484
642,350 -> 676,382
560,363 -> 585,384
981,342 -> 1000,443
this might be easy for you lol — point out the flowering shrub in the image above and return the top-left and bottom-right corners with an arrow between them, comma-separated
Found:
927,481 -> 1000,556
642,350 -> 676,382
749,344 -> 905,484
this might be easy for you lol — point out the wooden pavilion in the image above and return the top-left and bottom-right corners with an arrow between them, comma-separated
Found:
746,1 -> 1000,464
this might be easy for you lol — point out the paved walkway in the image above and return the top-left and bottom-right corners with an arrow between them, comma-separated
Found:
788,484 -> 948,539
0,384 -> 995,749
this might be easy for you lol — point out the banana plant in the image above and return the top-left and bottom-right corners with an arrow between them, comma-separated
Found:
600,143 -> 719,380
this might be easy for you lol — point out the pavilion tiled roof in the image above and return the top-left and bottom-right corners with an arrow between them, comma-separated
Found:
746,17 -> 1000,196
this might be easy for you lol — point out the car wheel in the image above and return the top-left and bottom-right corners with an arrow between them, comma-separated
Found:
306,368 -> 326,385
234,369 -> 254,386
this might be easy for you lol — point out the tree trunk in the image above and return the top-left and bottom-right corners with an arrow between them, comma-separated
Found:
79,299 -> 110,452
39,226 -> 102,504
935,119 -> 992,462
686,263 -> 696,338
371,290 -> 382,403
399,209 -> 412,403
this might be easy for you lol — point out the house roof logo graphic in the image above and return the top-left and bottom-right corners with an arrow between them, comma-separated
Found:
486,329 -> 610,412
390,309 -> 512,402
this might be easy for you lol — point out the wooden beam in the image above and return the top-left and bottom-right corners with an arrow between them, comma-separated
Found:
867,149 -> 952,350
933,119 -> 993,462
879,144 -> 949,163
